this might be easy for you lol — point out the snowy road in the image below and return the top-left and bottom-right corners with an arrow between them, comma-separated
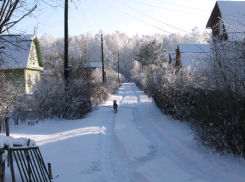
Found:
7,83 -> 245,182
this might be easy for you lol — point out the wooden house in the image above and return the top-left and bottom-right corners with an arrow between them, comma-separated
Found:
206,1 -> 245,41
0,34 -> 44,94
175,44 -> 211,69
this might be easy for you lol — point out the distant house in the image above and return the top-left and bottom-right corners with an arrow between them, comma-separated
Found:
0,34 -> 44,94
42,60 -> 61,78
83,62 -> 102,70
206,1 -> 245,41
175,44 -> 211,69
82,62 -> 103,81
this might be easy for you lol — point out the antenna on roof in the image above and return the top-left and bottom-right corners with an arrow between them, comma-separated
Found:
34,23 -> 39,35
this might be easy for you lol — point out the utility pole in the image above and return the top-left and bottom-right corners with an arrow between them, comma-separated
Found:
64,0 -> 69,85
118,52 -> 120,83
101,34 -> 105,83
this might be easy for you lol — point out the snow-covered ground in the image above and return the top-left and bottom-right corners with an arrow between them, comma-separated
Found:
3,82 -> 245,182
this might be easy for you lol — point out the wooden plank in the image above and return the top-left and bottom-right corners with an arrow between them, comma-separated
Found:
12,151 -> 24,182
25,151 -> 31,182
29,149 -> 42,181
18,150 -> 29,181
32,149 -> 48,182
0,149 -> 5,182
2,161 -> 5,182
8,150 -> 15,182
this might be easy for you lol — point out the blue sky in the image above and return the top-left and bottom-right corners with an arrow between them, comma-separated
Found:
15,0 -> 238,38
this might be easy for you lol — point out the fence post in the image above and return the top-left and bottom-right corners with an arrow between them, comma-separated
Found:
48,163 -> 52,179
8,149 -> 15,182
5,117 -> 9,137
0,149 -> 5,182
27,152 -> 31,182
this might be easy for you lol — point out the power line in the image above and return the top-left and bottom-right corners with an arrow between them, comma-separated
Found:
154,0 -> 210,12
124,0 -> 207,16
72,2 -> 114,60
73,0 -> 117,61
116,0 -> 191,34
79,0 -> 97,32
38,9 -> 56,35
100,0 -> 210,55
76,0 -> 119,59
71,4 -> 93,32
100,0 -> 172,34
155,0 -> 245,18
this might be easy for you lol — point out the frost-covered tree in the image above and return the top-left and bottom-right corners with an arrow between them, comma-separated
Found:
0,72 -> 22,130
135,40 -> 167,68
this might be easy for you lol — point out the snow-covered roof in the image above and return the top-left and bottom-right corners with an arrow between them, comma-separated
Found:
83,62 -> 102,68
0,34 -> 43,70
169,52 -> 176,57
207,1 -> 245,40
163,52 -> 175,57
219,1 -> 245,40
218,1 -> 245,29
43,60 -> 59,64
178,44 -> 211,69
181,53 -> 209,69
178,44 -> 211,53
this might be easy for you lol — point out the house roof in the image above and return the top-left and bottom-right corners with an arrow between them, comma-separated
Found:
43,60 -> 59,66
178,44 -> 211,53
0,34 -> 43,70
169,52 -> 176,57
178,44 -> 211,69
181,53 -> 209,69
83,62 -> 102,68
163,52 -> 175,57
206,1 -> 245,40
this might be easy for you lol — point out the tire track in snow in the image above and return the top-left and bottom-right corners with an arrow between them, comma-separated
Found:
98,83 -> 153,182
96,91 -> 138,181
130,83 -> 245,182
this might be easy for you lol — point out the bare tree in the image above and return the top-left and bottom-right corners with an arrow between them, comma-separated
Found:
0,1 -> 36,35
0,0 -> 62,36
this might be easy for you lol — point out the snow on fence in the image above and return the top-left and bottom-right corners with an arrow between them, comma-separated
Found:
0,117 -> 51,182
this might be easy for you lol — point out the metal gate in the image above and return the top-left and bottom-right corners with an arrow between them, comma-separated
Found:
9,147 -> 51,182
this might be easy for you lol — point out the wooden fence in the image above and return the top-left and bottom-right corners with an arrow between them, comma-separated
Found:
9,147 -> 51,182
